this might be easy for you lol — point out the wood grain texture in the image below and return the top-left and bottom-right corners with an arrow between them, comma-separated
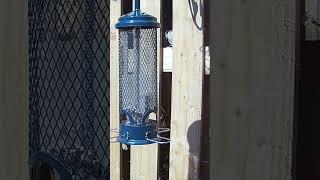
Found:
0,0 -> 29,179
110,0 -> 121,179
209,0 -> 214,178
169,0 -> 204,179
130,1 -> 161,180
212,0 -> 295,179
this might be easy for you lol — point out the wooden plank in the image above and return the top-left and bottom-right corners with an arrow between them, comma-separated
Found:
0,0 -> 29,179
291,0 -> 303,177
209,0 -> 214,179
130,1 -> 161,180
212,0 -> 295,179
110,0 -> 122,179
169,0 -> 204,179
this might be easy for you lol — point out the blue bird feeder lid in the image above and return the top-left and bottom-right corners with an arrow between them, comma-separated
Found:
115,10 -> 160,29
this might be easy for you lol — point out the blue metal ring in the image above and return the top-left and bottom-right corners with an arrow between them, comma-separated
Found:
119,120 -> 157,145
30,152 -> 72,180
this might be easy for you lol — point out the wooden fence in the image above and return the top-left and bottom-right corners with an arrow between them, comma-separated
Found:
0,0 -> 298,179
110,0 -> 210,179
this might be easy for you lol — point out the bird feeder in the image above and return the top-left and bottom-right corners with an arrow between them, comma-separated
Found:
112,0 -> 170,145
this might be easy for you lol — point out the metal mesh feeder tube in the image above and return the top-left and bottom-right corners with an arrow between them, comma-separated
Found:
113,8 -> 170,145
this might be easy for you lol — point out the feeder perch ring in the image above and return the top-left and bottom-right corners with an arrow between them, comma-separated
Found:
146,128 -> 171,144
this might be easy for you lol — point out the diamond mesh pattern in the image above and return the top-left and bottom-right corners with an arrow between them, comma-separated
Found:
29,0 -> 110,179
119,28 -> 157,124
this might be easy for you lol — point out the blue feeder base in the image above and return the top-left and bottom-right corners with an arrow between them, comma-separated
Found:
119,120 -> 157,145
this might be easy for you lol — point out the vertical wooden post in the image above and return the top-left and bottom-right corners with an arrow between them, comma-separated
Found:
130,1 -> 162,180
209,0 -> 214,179
0,0 -> 29,179
110,0 -> 121,179
169,0 -> 204,179
212,0 -> 295,179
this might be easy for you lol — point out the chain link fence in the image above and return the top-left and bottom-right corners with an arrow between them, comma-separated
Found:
29,0 -> 110,179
